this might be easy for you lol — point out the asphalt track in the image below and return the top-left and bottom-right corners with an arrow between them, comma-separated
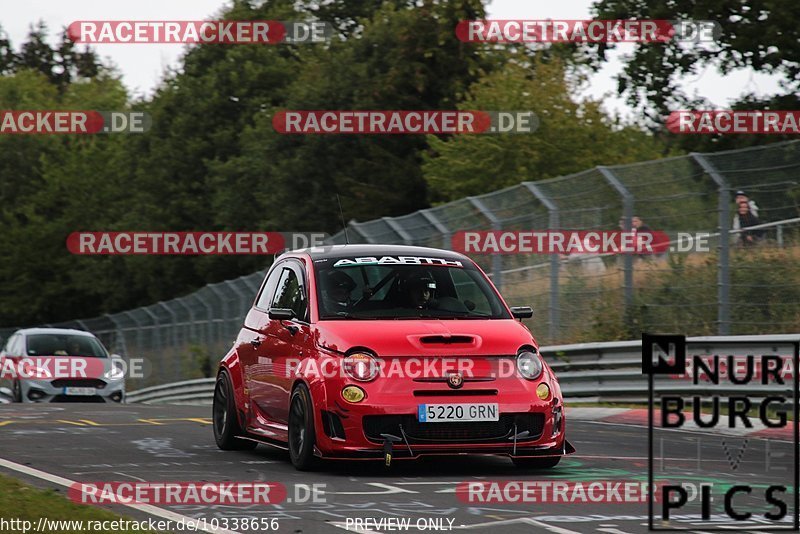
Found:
0,404 -> 795,534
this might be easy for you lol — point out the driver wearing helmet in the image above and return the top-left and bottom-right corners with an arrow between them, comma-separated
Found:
400,271 -> 436,309
322,270 -> 357,313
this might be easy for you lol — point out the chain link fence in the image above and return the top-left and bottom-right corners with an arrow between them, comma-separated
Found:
2,140 -> 799,387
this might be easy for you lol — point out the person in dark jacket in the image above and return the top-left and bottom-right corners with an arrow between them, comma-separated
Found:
736,202 -> 765,246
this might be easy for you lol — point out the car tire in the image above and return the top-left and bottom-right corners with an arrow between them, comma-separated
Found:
12,380 -> 22,403
213,370 -> 257,451
512,456 -> 561,469
288,383 -> 318,471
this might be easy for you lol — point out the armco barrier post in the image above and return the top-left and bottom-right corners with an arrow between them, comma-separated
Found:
141,306 -> 164,377
224,279 -> 250,339
120,310 -> 143,359
157,301 -> 180,380
598,166 -> 634,327
207,283 -> 228,343
197,292 -> 215,346
522,182 -> 560,341
384,217 -> 414,245
692,153 -> 731,335
468,196 -> 502,291
104,313 -> 127,356
420,208 -> 452,250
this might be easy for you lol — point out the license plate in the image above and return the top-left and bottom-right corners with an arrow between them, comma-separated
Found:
418,403 -> 499,422
63,387 -> 96,396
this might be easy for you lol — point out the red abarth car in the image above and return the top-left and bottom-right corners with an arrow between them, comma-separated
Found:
213,245 -> 574,470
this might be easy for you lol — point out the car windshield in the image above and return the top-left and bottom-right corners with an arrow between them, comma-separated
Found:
25,334 -> 108,358
315,257 -> 511,320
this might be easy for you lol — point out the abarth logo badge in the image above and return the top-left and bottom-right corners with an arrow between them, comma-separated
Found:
447,373 -> 463,389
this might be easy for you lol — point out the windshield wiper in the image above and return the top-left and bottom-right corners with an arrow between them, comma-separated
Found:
328,311 -> 373,319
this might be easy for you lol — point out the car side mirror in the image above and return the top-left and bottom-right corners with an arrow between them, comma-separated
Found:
510,306 -> 533,319
269,308 -> 295,320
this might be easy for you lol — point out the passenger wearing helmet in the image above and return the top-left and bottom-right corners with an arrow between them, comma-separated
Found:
322,270 -> 357,313
400,271 -> 436,309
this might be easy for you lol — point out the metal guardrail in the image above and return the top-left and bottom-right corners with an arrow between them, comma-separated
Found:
126,377 -> 215,404
125,334 -> 799,405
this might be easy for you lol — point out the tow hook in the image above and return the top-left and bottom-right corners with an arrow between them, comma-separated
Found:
380,433 -> 402,467
383,439 -> 393,466
508,424 -> 531,456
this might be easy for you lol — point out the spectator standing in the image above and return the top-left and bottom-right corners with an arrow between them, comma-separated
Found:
735,190 -> 759,216
736,201 -> 764,246
732,190 -> 759,234
632,216 -> 651,233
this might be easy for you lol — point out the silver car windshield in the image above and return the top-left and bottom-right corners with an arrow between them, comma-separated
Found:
25,334 -> 108,358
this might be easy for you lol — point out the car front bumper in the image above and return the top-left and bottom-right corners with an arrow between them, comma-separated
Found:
311,381 -> 570,459
21,379 -> 125,403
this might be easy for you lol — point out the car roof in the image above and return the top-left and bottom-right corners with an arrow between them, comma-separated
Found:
14,327 -> 96,338
288,244 -> 471,263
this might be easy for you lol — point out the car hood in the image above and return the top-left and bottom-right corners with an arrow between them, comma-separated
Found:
315,319 -> 536,356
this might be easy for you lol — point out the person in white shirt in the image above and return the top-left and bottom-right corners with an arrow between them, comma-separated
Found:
732,190 -> 760,236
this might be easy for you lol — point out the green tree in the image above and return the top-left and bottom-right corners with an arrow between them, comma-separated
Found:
0,71 -> 130,326
422,57 -> 666,202
209,0 -> 490,227
587,0 -> 800,151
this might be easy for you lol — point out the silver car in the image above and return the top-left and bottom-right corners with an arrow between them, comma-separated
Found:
0,328 -> 125,403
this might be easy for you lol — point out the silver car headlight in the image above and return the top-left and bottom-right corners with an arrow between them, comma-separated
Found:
517,350 -> 543,380
103,366 -> 126,381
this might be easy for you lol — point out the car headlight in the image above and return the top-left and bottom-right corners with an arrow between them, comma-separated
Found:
342,352 -> 379,382
103,365 -> 126,381
517,350 -> 543,380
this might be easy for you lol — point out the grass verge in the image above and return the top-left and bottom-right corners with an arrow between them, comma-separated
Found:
0,473 -> 156,533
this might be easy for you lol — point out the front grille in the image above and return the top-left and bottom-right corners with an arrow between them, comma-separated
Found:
51,378 -> 106,389
363,413 -> 544,444
52,395 -> 105,403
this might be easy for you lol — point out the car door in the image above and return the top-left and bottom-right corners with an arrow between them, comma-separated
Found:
240,263 -> 285,413
2,334 -> 23,401
259,260 -> 311,424
0,334 -> 19,393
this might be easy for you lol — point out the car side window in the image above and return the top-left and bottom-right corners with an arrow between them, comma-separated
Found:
9,335 -> 21,355
272,266 -> 307,321
255,263 -> 286,310
0,335 -> 13,355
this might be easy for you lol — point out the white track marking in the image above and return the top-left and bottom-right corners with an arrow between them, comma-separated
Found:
456,517 -> 581,533
331,482 -> 417,495
331,516 -> 581,533
0,456 -> 239,534
112,471 -> 148,482
329,521 -> 384,533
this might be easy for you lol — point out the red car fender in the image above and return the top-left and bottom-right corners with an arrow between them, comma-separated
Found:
291,367 -> 331,436
219,348 -> 248,426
